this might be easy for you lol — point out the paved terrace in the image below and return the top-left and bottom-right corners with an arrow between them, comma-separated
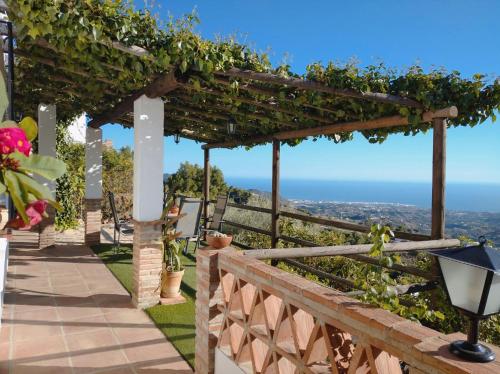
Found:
0,230 -> 192,374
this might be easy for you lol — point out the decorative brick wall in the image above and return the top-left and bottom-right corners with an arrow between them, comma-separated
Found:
84,198 -> 102,246
195,248 -> 224,374
132,220 -> 163,308
38,205 -> 55,249
196,247 -> 500,374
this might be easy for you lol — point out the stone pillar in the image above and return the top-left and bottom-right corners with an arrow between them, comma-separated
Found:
37,104 -> 57,249
84,127 -> 103,246
132,95 -> 164,308
195,249 -> 223,374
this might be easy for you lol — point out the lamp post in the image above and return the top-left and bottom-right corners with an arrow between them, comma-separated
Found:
227,118 -> 236,135
431,237 -> 499,363
174,133 -> 180,144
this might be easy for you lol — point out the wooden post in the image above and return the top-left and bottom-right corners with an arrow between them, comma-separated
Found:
431,118 -> 447,239
203,148 -> 211,231
271,139 -> 280,248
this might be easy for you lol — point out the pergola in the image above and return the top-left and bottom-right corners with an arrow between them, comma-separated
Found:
4,1 -> 498,308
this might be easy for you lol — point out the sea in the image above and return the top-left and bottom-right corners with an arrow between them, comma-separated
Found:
225,177 -> 500,213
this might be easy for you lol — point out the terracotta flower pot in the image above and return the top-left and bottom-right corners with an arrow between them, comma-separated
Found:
169,205 -> 180,215
207,234 -> 233,249
161,268 -> 185,298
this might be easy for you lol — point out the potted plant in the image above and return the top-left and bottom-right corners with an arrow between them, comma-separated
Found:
206,231 -> 233,249
0,74 -> 66,321
160,204 -> 185,298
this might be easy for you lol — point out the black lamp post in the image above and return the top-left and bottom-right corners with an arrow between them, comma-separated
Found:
174,133 -> 180,144
431,237 -> 499,363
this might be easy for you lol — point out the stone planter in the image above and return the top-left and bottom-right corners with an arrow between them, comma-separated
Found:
161,268 -> 185,298
0,237 -> 8,327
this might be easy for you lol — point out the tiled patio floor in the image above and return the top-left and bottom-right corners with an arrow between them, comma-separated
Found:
0,243 -> 192,374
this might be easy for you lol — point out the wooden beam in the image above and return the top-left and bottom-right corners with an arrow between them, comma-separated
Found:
271,139 -> 280,248
202,107 -> 458,149
242,238 -> 461,259
88,70 -> 178,128
431,118 -> 447,239
216,68 -> 424,109
203,148 -> 210,232
179,83 -> 341,124
280,210 -> 431,241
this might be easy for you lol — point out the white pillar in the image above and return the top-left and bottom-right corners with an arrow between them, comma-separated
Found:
84,127 -> 103,246
133,95 -> 164,221
37,104 -> 57,195
132,95 -> 164,308
37,104 -> 57,249
85,128 -> 103,200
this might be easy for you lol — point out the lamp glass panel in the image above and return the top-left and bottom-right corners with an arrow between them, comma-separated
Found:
483,273 -> 500,315
439,257 -> 487,314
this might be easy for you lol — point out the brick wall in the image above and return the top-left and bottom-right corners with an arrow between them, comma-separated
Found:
84,198 -> 102,246
132,221 -> 163,308
197,248 -> 500,374
38,205 -> 55,249
195,249 -> 224,374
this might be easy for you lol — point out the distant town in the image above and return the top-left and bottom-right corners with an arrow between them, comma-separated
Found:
289,199 -> 500,246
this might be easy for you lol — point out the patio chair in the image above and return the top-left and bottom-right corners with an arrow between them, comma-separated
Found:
201,194 -> 229,235
175,197 -> 204,255
108,191 -> 133,252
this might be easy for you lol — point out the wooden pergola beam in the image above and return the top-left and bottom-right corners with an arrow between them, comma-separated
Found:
216,68 -> 425,109
179,83 -> 341,124
202,106 -> 458,149
88,70 -> 178,128
213,77 -> 343,116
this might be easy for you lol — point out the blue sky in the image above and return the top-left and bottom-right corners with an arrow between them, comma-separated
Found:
102,0 -> 500,183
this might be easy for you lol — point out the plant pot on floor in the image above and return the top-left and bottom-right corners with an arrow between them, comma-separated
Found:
161,268 -> 185,298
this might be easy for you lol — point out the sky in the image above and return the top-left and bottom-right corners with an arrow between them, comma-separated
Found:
102,0 -> 500,184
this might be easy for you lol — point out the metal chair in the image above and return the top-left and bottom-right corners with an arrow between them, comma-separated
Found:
175,197 -> 203,255
108,191 -> 133,252
201,194 -> 229,235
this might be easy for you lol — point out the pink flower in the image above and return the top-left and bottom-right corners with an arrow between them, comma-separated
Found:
0,127 -> 31,156
5,200 -> 47,230
25,200 -> 47,226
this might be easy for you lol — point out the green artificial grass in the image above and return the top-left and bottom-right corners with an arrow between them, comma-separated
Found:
92,243 -> 197,368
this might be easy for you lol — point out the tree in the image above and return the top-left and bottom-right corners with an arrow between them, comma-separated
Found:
166,162 -> 251,203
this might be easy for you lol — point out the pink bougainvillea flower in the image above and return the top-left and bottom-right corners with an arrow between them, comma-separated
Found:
0,127 -> 32,156
5,200 -> 48,230
25,200 -> 48,226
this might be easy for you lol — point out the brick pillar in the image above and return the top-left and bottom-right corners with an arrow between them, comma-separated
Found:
38,206 -> 55,249
195,249 -> 223,374
132,221 -> 163,308
84,198 -> 102,246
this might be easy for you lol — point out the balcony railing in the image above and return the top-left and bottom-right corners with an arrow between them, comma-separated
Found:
195,247 -> 500,374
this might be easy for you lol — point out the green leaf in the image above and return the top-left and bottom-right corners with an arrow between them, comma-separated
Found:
0,73 -> 8,121
19,117 -> 38,141
0,120 -> 17,129
0,182 -> 6,195
14,172 -> 61,210
11,152 -> 67,180
4,170 -> 29,223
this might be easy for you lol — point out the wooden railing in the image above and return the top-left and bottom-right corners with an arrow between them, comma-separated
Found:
195,248 -> 500,374
220,202 -> 436,286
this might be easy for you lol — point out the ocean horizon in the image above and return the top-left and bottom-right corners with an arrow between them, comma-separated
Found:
226,177 -> 500,213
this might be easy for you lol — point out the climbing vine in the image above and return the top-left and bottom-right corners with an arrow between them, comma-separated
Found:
6,0 -> 500,146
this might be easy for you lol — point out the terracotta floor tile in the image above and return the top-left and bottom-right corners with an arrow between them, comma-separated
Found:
66,329 -> 129,373
57,302 -> 103,321
123,339 -> 183,364
12,308 -> 63,342
61,313 -> 109,335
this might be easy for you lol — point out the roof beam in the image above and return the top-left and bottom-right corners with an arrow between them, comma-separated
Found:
216,68 -> 424,109
88,70 -> 178,128
202,106 -> 458,149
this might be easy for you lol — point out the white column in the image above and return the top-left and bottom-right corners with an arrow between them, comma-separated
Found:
84,127 -> 103,246
37,104 -> 57,195
132,95 -> 164,308
85,128 -> 103,199
37,104 -> 57,249
133,95 -> 164,221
